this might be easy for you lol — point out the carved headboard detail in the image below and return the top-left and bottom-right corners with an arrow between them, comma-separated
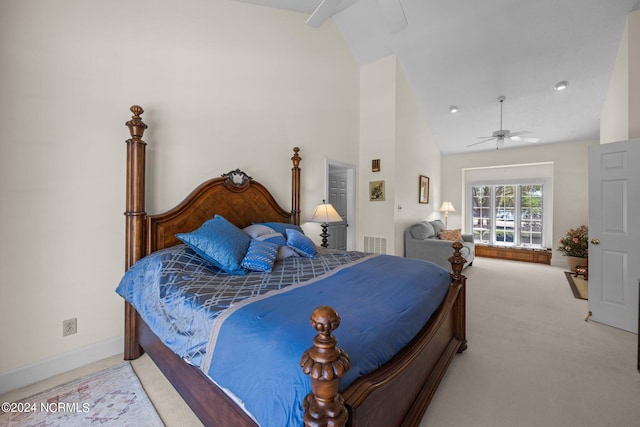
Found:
146,174 -> 296,254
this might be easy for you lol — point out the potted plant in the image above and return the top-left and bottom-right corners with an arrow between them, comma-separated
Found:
557,225 -> 589,272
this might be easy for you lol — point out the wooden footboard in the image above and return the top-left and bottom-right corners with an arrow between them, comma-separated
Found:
302,242 -> 468,427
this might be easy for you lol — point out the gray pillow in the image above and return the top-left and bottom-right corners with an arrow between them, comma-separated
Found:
410,222 -> 435,239
430,220 -> 445,236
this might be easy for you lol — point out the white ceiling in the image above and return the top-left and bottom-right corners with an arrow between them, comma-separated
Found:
235,0 -> 639,154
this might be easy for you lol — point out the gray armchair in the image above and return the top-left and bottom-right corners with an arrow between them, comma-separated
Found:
404,220 -> 474,270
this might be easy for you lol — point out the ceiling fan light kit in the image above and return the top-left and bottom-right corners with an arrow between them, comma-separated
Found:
467,96 -> 539,150
554,80 -> 569,91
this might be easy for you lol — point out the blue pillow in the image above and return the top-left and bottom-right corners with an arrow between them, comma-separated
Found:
176,215 -> 250,275
241,239 -> 279,272
286,229 -> 316,258
257,222 -> 303,235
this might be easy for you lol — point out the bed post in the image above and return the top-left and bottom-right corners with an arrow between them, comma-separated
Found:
449,241 -> 468,352
291,147 -> 301,225
300,306 -> 350,427
124,105 -> 148,360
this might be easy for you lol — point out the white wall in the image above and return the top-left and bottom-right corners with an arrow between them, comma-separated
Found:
0,0 -> 359,385
357,56 -> 442,255
393,60 -> 442,255
629,10 -> 640,140
601,9 -> 640,142
358,56 -> 397,251
442,140 -> 598,267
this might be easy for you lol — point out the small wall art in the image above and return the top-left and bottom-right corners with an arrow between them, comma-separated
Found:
372,159 -> 381,172
369,180 -> 385,201
419,175 -> 430,204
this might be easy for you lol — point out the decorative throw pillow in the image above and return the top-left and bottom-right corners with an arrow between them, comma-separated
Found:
243,224 -> 276,238
286,229 -> 316,258
276,246 -> 299,260
438,229 -> 463,242
410,222 -> 435,239
241,239 -> 279,272
430,220 -> 445,236
176,215 -> 250,275
257,222 -> 303,235
243,224 -> 287,246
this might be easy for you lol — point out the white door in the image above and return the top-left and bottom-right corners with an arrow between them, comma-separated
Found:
328,168 -> 348,250
327,162 -> 356,251
588,139 -> 640,333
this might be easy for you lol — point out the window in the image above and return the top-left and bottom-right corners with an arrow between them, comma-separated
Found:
471,183 -> 544,247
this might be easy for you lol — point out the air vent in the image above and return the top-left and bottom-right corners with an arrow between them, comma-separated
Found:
364,236 -> 387,254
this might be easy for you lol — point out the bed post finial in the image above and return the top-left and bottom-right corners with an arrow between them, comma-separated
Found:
291,147 -> 301,225
292,146 -> 301,168
300,306 -> 350,427
126,105 -> 148,139
448,241 -> 465,281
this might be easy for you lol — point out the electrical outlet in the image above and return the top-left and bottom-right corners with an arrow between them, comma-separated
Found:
62,318 -> 77,337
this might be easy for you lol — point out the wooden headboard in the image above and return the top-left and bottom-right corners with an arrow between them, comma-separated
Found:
122,105 -> 301,359
146,170 -> 297,254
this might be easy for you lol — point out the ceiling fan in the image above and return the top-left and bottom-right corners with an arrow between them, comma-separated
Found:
307,0 -> 408,33
467,96 -> 539,150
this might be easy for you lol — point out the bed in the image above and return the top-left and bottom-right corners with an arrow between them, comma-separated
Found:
119,105 -> 468,427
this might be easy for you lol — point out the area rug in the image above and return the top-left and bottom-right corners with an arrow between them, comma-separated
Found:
0,362 -> 164,427
564,271 -> 588,300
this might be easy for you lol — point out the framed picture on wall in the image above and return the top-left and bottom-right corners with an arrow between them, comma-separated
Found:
419,175 -> 430,204
369,180 -> 385,201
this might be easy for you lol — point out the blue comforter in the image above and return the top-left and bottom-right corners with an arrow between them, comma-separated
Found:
116,246 -> 450,426
204,254 -> 451,426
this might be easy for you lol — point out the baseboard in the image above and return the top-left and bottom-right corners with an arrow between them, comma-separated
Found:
0,336 -> 123,395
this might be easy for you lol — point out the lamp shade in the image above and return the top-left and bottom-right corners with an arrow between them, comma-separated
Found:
310,201 -> 343,224
439,202 -> 455,212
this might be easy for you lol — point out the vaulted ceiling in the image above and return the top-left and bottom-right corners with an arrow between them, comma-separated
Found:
236,0 -> 639,154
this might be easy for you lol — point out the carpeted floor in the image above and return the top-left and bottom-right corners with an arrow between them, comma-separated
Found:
420,258 -> 638,427
0,361 -> 163,427
564,271 -> 589,300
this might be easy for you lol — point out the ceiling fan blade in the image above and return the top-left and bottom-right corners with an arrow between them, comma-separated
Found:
306,0 -> 342,27
378,0 -> 407,33
510,136 -> 540,143
467,137 -> 495,148
507,130 -> 531,137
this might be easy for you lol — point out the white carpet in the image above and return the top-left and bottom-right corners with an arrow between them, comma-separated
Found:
420,257 -> 639,427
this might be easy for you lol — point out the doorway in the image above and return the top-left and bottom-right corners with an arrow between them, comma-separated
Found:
327,160 -> 356,250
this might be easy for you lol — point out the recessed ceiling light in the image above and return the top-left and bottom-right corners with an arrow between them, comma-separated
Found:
449,105 -> 459,113
554,80 -> 569,91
